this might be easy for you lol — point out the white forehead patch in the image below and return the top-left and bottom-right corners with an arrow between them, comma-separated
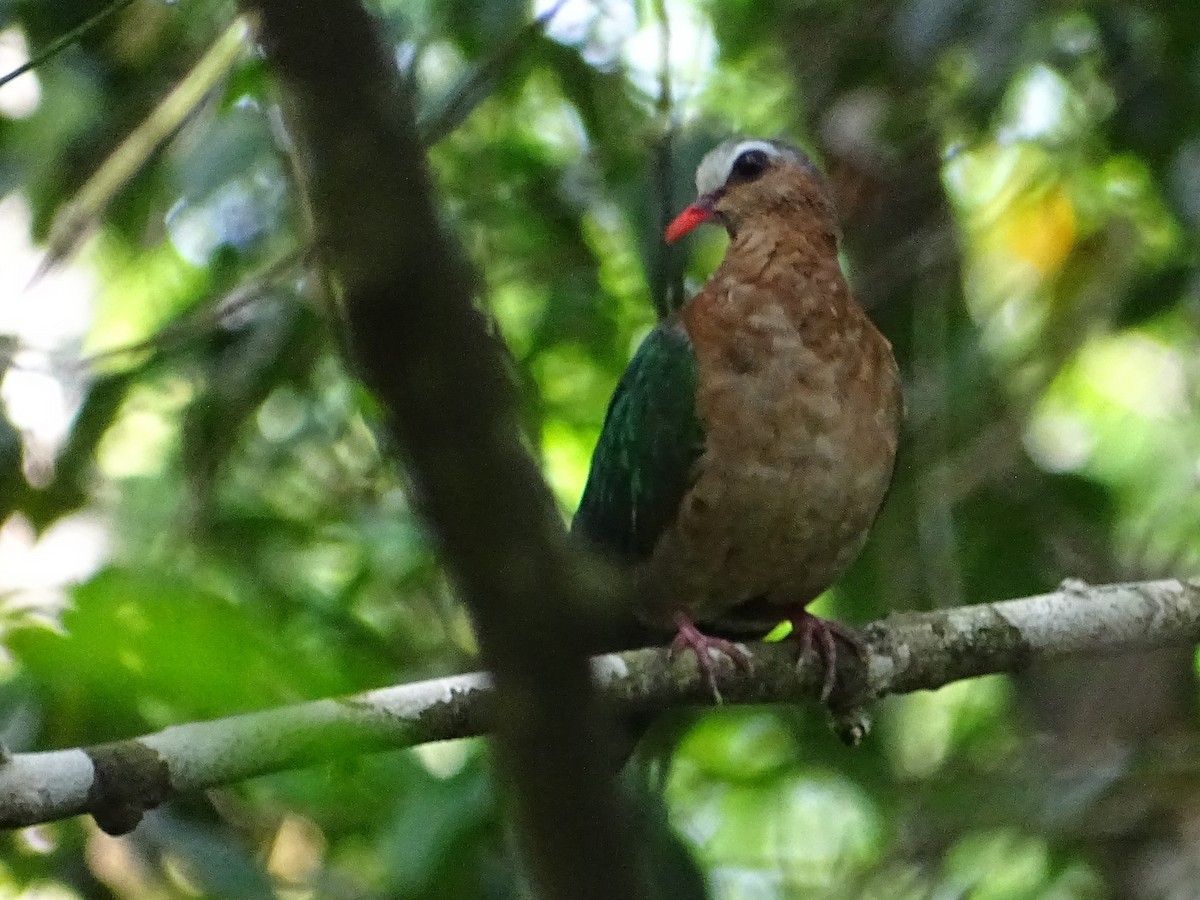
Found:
693,139 -> 812,196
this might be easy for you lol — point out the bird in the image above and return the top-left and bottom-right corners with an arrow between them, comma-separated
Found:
572,138 -> 902,702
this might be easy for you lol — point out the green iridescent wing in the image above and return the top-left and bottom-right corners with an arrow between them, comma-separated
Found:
572,319 -> 706,561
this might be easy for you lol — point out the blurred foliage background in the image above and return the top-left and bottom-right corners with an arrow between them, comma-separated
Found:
0,0 -> 1197,897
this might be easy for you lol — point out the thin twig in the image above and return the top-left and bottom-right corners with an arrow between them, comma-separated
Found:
33,15 -> 253,282
74,246 -> 308,373
0,0 -> 137,90
416,0 -> 569,145
648,0 -> 682,319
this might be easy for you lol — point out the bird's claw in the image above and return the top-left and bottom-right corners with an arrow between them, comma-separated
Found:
792,612 -> 868,703
668,614 -> 751,702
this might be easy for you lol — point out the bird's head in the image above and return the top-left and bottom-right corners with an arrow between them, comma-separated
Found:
665,138 -> 837,244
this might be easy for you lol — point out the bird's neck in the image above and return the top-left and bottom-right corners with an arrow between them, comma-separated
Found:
729,211 -> 838,267
725,215 -> 849,302
680,214 -> 865,363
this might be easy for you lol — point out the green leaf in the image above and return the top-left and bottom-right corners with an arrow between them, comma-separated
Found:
9,566 -> 338,742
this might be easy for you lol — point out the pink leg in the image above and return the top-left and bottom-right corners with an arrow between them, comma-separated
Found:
791,610 -> 868,703
668,613 -> 751,701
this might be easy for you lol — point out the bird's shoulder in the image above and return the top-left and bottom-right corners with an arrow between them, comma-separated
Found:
571,319 -> 706,561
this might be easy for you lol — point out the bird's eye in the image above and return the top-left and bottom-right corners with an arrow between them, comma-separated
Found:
729,148 -> 770,184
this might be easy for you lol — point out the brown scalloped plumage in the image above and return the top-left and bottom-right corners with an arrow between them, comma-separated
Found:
640,161 -> 902,629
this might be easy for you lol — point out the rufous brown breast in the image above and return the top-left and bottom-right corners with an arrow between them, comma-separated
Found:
639,208 -> 901,628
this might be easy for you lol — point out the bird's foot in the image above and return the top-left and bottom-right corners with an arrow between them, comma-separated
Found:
668,613 -> 751,702
790,611 -> 868,704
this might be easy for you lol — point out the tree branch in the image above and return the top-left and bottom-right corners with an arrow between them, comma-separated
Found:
231,3 -> 648,899
4,579 -> 1198,830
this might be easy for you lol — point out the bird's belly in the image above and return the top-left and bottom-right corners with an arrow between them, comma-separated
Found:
640,350 -> 898,627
